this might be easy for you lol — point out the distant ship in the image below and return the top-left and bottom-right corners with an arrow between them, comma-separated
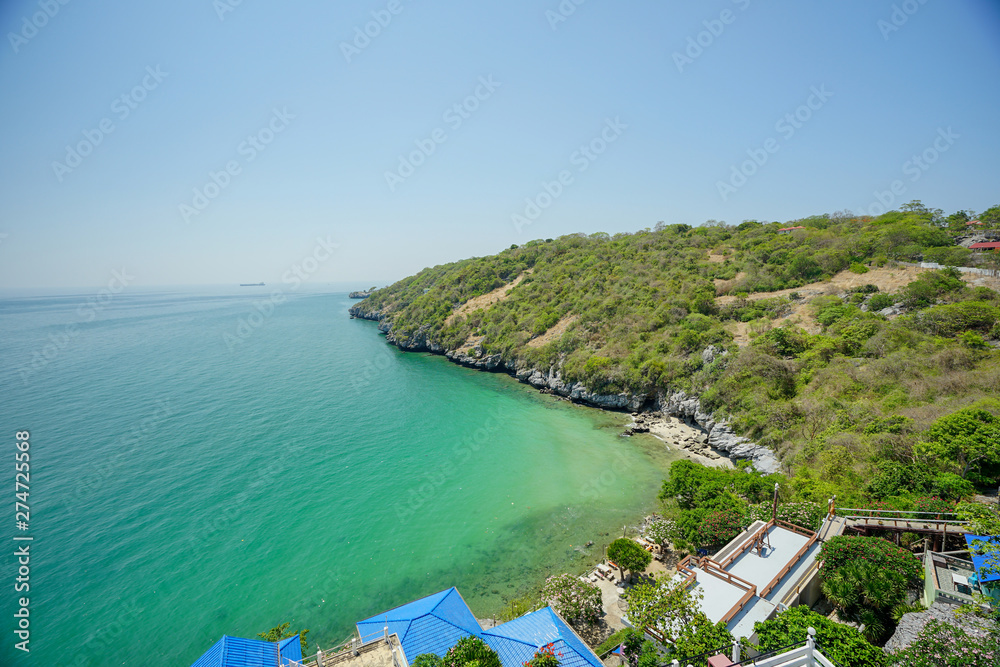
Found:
240,282 -> 265,287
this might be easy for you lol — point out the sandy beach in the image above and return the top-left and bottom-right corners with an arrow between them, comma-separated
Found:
625,412 -> 734,469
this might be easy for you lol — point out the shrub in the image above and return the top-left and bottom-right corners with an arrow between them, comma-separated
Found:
697,509 -> 745,547
443,636 -> 501,667
911,301 -> 1000,336
540,574 -> 602,626
413,655 -> 444,667
644,517 -> 678,545
887,619 -> 1000,666
818,535 -> 922,583
849,263 -> 869,274
931,473 -> 975,500
754,606 -> 887,667
523,644 -> 561,667
747,501 -> 825,531
868,293 -> 895,311
913,495 -> 955,519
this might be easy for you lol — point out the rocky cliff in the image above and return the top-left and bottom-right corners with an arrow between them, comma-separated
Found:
348,303 -> 780,473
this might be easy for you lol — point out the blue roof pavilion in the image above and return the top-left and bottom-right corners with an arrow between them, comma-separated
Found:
356,587 -> 483,659
190,634 -> 303,667
481,607 -> 603,667
965,534 -> 1000,583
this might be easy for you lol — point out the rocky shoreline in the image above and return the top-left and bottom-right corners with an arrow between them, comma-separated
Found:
349,306 -> 780,473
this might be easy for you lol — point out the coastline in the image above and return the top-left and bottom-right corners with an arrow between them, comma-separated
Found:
348,304 -> 777,473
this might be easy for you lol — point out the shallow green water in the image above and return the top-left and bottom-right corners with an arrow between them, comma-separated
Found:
0,288 -> 678,665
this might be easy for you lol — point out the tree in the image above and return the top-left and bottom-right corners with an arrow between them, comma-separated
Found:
607,538 -> 652,581
257,622 -> 310,655
754,606 -> 887,667
413,655 -> 444,667
624,578 -> 702,640
817,536 -> 922,643
443,636 -> 502,667
669,614 -> 733,666
540,574 -> 602,627
917,408 -> 1000,478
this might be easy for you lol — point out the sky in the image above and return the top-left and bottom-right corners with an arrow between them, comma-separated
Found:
0,0 -> 998,289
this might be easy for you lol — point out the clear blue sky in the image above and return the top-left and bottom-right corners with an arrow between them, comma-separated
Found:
1,0 -> 998,289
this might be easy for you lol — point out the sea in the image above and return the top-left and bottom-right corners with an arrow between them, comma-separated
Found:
0,286 -> 681,666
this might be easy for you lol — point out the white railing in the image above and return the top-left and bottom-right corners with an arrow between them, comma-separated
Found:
669,628 -> 836,667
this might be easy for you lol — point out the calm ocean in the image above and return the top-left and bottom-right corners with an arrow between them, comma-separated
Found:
0,287 -> 678,665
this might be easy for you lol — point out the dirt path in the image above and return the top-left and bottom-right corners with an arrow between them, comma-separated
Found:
444,270 -> 530,325
527,314 -> 578,348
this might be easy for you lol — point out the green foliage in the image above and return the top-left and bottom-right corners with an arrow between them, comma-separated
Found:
868,292 -> 895,311
595,628 -> 633,656
917,408 -> 1000,478
607,538 -> 652,578
643,517 -> 678,545
413,655 -> 444,667
746,501 -> 825,531
899,268 -> 966,309
540,574 -> 602,626
887,619 -> 1000,666
754,606 -> 887,667
443,636 -> 502,667
256,622 -> 310,655
623,579 -> 704,643
817,535 -> 921,641
619,629 -> 659,667
849,262 -> 869,274
911,301 -> 1000,337
818,535 -> 922,583
669,614 -> 733,667
697,509 -> 744,547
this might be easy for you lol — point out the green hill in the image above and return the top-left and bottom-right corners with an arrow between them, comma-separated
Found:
351,203 -> 1000,501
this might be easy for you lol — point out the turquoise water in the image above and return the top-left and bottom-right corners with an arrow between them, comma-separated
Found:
0,288 -> 678,666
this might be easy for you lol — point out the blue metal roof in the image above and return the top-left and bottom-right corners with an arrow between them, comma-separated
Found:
966,534 -> 1000,583
356,587 -> 483,660
355,589 -> 602,667
481,608 -> 603,667
278,636 -> 303,665
190,635 -> 302,667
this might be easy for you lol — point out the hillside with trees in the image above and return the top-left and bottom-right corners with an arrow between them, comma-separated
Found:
351,202 -> 1000,500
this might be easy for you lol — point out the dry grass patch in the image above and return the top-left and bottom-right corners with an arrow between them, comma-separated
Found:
527,314 -> 578,348
444,270 -> 530,326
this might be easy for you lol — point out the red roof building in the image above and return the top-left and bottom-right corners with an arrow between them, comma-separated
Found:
969,242 -> 1000,251
967,220 -> 984,226
777,226 -> 806,234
